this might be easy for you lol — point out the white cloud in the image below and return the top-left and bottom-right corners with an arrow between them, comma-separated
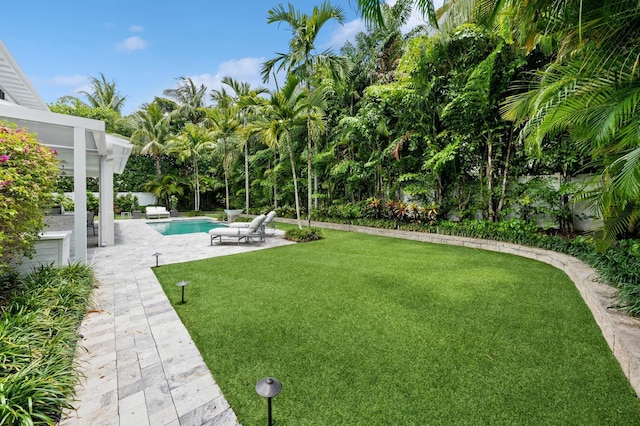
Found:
129,25 -> 144,32
187,57 -> 269,94
117,36 -> 148,53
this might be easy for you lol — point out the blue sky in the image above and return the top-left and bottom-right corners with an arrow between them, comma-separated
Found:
2,1 -> 431,115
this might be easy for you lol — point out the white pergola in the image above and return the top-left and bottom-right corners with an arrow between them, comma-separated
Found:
0,40 -> 132,263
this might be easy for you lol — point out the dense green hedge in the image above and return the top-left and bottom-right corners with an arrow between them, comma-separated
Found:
0,263 -> 95,425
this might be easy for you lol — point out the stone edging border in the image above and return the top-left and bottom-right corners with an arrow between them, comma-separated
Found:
276,218 -> 640,396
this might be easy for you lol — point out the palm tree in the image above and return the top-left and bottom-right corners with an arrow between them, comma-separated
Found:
59,72 -> 127,113
206,106 -> 241,211
143,174 -> 186,209
247,74 -> 326,229
263,1 -> 346,225
166,123 -> 216,211
212,77 -> 268,213
163,76 -> 208,125
130,101 -> 170,179
356,0 -> 437,28
489,1 -> 640,241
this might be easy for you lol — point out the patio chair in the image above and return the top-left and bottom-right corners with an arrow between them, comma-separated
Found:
228,210 -> 277,236
86,211 -> 96,236
209,214 -> 266,245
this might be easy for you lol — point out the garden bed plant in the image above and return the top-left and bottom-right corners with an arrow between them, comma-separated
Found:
0,263 -> 95,425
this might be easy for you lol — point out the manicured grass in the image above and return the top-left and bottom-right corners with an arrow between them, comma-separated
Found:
154,230 -> 640,425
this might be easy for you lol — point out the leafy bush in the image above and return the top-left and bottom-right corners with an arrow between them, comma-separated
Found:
49,193 -> 74,212
114,193 -> 139,212
0,123 -> 59,272
86,192 -> 99,213
285,227 -> 325,242
275,205 -> 297,219
0,263 -> 95,425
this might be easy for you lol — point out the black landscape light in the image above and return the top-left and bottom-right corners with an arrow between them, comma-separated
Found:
176,280 -> 189,304
256,377 -> 282,426
152,252 -> 161,267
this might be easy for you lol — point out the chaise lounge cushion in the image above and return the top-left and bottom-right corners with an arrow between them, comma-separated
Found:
146,206 -> 170,219
229,211 -> 277,235
209,214 -> 266,244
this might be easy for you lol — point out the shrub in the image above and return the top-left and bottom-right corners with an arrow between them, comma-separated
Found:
0,123 -> 59,273
86,192 -> 99,213
0,263 -> 95,425
275,205 -> 297,219
49,193 -> 74,211
285,227 -> 325,242
114,193 -> 139,212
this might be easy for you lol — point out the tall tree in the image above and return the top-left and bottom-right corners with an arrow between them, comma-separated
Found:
212,77 -> 268,213
163,76 -> 208,125
494,0 -> 640,241
60,73 -> 127,113
248,75 -> 326,228
130,101 -> 170,179
206,105 -> 241,211
356,0 -> 437,28
167,123 -> 215,211
263,1 -> 346,224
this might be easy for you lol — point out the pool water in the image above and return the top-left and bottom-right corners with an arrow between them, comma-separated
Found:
147,219 -> 227,236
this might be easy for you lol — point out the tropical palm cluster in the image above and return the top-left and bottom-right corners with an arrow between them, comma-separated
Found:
52,0 -> 640,240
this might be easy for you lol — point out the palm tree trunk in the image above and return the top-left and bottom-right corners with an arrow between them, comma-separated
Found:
155,156 -> 162,180
496,130 -> 513,217
288,142 -> 302,229
314,174 -> 318,209
486,136 -> 494,222
225,171 -> 230,211
245,139 -> 250,213
307,108 -> 313,227
243,115 -> 250,213
194,159 -> 200,211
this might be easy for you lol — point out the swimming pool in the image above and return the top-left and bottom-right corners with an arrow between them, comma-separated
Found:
147,219 -> 227,236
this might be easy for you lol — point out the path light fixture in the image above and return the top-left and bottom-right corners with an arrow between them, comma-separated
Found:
152,252 -> 161,267
256,377 -> 282,426
176,280 -> 189,304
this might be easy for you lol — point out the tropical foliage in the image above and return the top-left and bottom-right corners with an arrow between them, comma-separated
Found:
47,1 -> 640,244
0,263 -> 95,425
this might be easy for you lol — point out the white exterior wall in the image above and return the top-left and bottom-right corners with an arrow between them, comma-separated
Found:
63,192 -> 158,207
14,231 -> 71,273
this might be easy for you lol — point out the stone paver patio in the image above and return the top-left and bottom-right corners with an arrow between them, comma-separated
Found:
60,218 -> 294,426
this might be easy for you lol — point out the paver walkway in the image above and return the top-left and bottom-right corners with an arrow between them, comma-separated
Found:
60,218 -> 294,426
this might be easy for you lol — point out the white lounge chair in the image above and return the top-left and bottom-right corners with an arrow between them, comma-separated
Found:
229,210 -> 277,236
146,206 -> 170,219
209,214 -> 266,245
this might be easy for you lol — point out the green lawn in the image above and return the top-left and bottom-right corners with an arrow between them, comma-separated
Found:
154,230 -> 640,425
